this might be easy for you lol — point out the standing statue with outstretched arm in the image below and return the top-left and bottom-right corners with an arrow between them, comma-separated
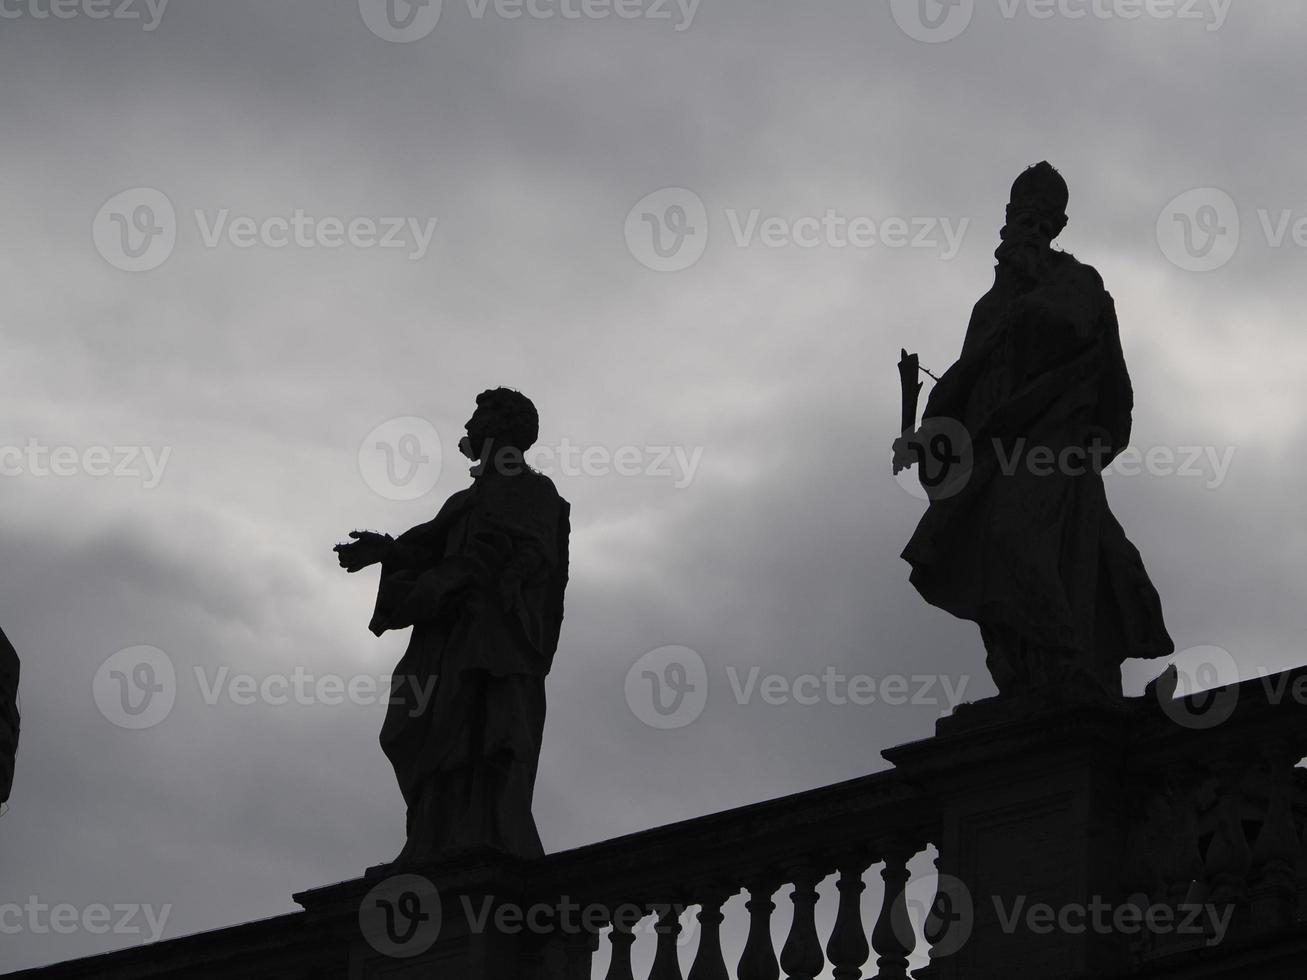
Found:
336,389 -> 569,864
895,163 -> 1173,701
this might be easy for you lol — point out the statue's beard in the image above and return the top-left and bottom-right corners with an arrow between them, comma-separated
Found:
459,435 -> 484,462
995,227 -> 1050,279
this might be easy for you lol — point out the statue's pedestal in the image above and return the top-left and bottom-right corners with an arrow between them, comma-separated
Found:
294,850 -> 583,980
886,697 -> 1137,980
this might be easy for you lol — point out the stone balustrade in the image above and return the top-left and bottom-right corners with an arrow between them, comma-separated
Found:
16,666 -> 1307,979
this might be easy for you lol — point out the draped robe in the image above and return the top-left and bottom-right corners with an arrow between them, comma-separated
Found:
902,252 -> 1173,695
370,468 -> 569,861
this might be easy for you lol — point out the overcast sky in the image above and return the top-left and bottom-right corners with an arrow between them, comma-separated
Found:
3,0 -> 1307,973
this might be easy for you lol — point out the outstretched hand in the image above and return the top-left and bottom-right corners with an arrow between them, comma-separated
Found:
334,530 -> 394,573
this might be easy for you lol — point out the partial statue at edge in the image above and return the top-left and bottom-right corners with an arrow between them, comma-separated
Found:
894,162 -> 1173,703
336,388 -> 569,864
1,626 -> 18,806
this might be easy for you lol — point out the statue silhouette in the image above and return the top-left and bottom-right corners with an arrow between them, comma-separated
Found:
337,389 -> 569,864
1,626 -> 18,805
896,163 -> 1173,701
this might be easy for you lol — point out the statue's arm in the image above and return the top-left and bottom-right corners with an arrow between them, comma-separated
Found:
1094,288 -> 1134,459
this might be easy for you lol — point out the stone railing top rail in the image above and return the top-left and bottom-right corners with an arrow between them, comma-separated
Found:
1130,663 -> 1307,763
529,766 -> 934,906
294,765 -> 935,919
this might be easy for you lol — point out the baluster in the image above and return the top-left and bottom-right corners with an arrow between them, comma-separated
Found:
870,844 -> 915,979
648,904 -> 685,980
826,857 -> 871,980
687,891 -> 730,980
779,863 -> 825,980
606,917 -> 638,980
737,880 -> 780,980
922,853 -> 969,966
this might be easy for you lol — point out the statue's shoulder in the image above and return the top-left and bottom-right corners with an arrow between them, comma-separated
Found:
476,471 -> 569,556
480,470 -> 567,519
525,468 -> 562,497
518,468 -> 565,504
1053,251 -> 1107,293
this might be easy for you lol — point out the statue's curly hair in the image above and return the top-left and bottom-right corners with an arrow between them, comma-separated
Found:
473,387 -> 539,451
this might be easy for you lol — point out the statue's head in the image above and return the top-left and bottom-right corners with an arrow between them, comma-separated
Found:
459,387 -> 539,474
996,161 -> 1068,275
